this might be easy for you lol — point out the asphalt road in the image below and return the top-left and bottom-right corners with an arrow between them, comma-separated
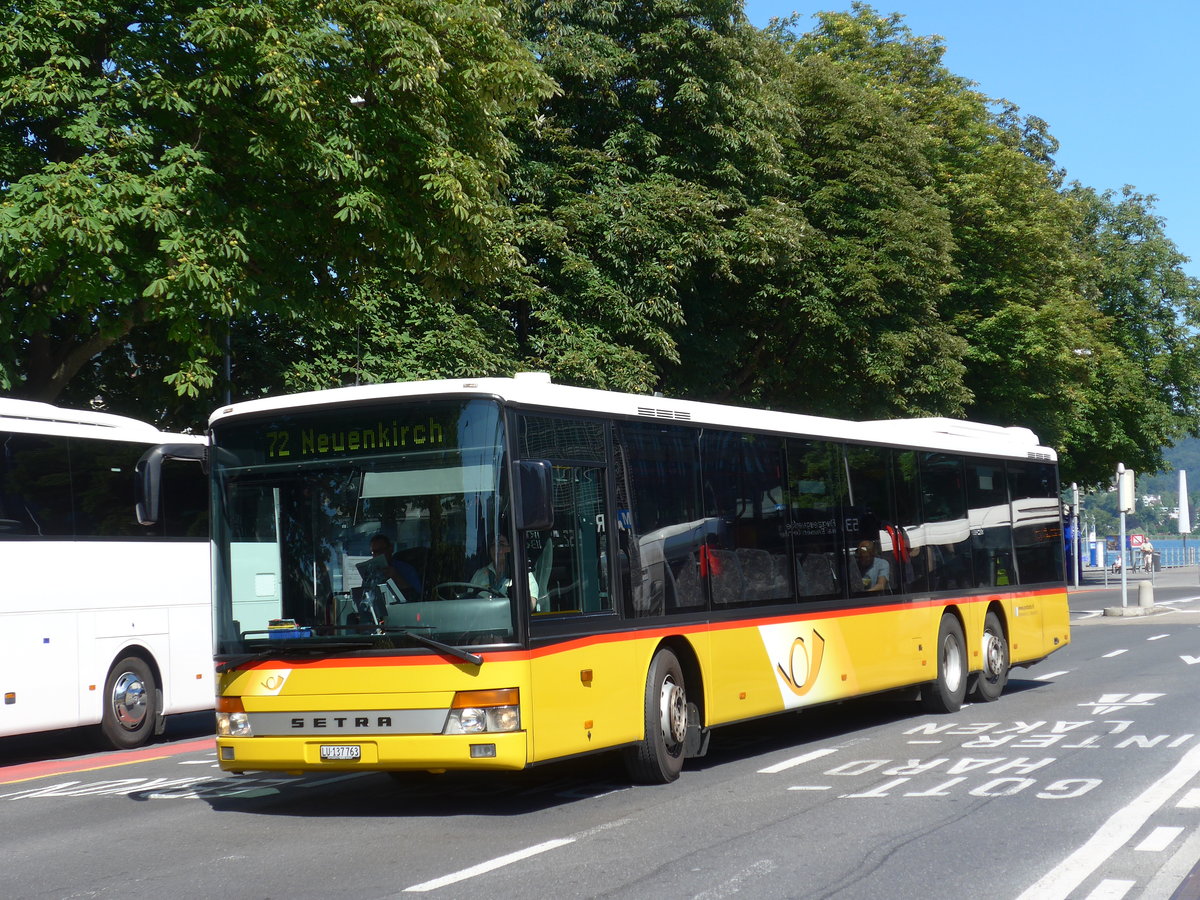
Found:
3,571 -> 1200,899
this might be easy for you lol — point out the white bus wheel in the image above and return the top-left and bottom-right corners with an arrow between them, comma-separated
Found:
100,656 -> 157,750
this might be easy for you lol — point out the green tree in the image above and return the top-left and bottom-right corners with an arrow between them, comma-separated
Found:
791,5 -> 1200,486
499,0 -> 965,417
268,270 -> 520,392
497,0 -> 780,392
1,0 -> 552,413
669,44 -> 965,417
1063,185 -> 1200,485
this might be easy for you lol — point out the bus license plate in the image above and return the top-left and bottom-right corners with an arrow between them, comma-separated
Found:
319,745 -> 361,761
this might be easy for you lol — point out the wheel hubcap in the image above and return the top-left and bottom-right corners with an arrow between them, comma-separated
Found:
982,632 -> 1005,677
659,677 -> 687,746
111,672 -> 148,730
942,636 -> 963,694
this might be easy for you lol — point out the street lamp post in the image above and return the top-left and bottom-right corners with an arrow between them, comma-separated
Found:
1117,463 -> 1135,608
1072,482 -> 1080,588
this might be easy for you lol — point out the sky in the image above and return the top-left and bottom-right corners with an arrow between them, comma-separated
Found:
741,0 -> 1200,279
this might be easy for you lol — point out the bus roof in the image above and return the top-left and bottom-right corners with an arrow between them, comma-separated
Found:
209,373 -> 1056,462
0,398 -> 203,444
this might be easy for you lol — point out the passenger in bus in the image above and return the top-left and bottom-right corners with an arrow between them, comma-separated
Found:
369,533 -> 423,599
928,542 -> 969,590
854,540 -> 890,593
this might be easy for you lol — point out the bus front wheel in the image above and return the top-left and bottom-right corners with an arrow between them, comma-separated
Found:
100,655 -> 157,750
624,648 -> 687,784
922,615 -> 967,714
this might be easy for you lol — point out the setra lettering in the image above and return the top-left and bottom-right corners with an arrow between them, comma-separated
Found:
288,715 -> 397,729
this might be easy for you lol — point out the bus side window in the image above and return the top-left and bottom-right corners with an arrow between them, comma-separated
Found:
1008,461 -> 1064,584
843,445 -> 896,595
73,438 -> 160,537
785,438 -> 845,602
701,430 -> 789,607
518,415 -> 612,617
613,422 -> 702,616
918,452 -> 973,591
0,432 -> 73,537
966,460 -> 1012,588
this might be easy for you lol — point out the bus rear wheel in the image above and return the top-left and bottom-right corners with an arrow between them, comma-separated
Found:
100,655 -> 157,750
624,648 -> 687,784
969,611 -> 1009,703
922,615 -> 967,714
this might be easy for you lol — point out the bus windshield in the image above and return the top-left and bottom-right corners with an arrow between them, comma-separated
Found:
210,398 -> 516,653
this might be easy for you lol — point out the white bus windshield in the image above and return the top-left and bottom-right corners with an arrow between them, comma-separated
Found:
210,399 -> 517,652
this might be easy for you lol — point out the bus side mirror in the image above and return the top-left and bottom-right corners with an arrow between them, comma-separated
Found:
136,443 -> 207,525
515,459 -> 554,531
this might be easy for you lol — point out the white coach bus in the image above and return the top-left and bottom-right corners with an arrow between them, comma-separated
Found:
0,398 -> 212,749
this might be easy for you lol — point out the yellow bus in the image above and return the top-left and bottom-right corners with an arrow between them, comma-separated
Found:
145,373 -> 1069,783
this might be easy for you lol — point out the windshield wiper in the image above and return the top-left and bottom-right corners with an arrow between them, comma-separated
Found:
218,632 -> 482,671
386,629 -> 484,667
217,637 -> 380,672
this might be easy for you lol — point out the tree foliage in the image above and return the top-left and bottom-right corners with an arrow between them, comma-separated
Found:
1062,185 -> 1200,483
5,0 -> 1200,489
497,0 -> 967,417
492,0 -> 769,392
1,0 -> 552,409
783,4 -> 1200,485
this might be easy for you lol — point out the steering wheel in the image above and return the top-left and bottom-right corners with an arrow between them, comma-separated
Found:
435,582 -> 505,601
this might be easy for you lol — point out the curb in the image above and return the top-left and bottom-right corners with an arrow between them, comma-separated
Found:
1102,605 -> 1157,618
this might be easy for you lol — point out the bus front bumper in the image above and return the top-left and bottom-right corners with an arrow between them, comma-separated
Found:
215,732 -> 529,774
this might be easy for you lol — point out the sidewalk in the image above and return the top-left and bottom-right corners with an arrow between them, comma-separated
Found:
1069,563 -> 1200,592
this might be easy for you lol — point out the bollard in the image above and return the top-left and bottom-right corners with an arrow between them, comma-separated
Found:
1139,579 -> 1154,608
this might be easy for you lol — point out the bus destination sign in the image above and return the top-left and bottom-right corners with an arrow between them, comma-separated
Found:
217,407 -> 461,466
264,416 -> 448,461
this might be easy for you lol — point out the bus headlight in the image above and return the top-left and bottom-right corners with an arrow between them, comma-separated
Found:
487,705 -> 520,732
216,697 -> 252,737
216,711 -> 252,737
457,707 -> 487,733
443,688 -> 520,735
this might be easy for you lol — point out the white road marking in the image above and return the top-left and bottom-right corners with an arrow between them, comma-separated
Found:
1103,649 -> 1128,658
693,859 -> 777,899
1148,634 -> 1170,641
1176,788 -> 1200,809
1134,826 -> 1183,852
403,839 -> 576,892
1016,742 -> 1200,899
1083,879 -> 1135,899
758,748 -> 837,774
786,785 -> 831,791
1034,670 -> 1069,681
399,818 -> 631,894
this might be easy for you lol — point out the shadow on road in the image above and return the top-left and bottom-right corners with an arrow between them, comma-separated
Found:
0,710 -> 213,767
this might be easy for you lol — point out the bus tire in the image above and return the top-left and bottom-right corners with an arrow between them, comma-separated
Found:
922,615 -> 967,714
624,648 -> 687,784
99,655 -> 157,750
968,611 -> 1009,703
